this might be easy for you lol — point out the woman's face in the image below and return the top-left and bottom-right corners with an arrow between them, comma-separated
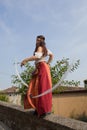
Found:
36,38 -> 41,46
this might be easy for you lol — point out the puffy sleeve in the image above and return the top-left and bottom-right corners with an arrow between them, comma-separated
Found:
34,52 -> 43,58
47,49 -> 53,55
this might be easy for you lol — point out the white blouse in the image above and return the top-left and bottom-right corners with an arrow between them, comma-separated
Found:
35,49 -> 52,64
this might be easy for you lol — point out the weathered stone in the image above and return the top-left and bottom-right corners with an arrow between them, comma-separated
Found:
0,101 -> 87,130
0,121 -> 11,130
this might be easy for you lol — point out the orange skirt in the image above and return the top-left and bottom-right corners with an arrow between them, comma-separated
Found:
24,62 -> 52,116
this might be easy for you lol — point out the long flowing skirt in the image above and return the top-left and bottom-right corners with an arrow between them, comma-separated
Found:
24,62 -> 52,116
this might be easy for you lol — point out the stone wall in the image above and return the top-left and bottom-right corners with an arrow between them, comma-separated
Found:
0,101 -> 87,130
0,121 -> 11,130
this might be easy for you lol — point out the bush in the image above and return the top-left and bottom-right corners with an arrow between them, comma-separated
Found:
0,94 -> 8,102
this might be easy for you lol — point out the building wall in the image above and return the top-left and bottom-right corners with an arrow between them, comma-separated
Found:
52,92 -> 87,118
7,93 -> 21,106
4,91 -> 87,119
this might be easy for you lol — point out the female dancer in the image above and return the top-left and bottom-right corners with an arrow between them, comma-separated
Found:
21,35 -> 53,117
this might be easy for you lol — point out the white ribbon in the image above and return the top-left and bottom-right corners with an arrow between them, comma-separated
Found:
14,60 -> 74,98
32,62 -> 72,98
14,61 -> 28,88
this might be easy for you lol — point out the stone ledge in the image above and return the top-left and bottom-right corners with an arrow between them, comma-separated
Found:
0,101 -> 87,130
0,121 -> 11,130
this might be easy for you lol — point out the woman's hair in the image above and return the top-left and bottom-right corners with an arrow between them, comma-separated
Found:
33,35 -> 48,57
37,35 -> 45,41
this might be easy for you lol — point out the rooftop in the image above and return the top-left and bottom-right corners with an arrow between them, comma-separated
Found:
0,86 -> 19,94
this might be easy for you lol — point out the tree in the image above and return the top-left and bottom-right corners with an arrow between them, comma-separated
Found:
12,57 -> 80,95
51,58 -> 80,86
12,63 -> 34,87
12,63 -> 34,96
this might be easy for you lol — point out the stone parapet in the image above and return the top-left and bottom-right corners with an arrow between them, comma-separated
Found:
0,101 -> 87,130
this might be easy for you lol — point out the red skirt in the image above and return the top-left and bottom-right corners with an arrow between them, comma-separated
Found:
24,62 -> 52,116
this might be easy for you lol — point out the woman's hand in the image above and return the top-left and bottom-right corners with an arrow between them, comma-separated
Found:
21,60 -> 27,67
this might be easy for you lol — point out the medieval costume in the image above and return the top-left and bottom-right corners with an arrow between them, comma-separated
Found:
21,35 -> 53,117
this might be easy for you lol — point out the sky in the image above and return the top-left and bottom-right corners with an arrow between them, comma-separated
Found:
0,0 -> 87,90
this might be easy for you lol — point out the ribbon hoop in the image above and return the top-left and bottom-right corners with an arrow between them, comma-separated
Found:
14,60 -> 28,88
14,60 -> 36,108
32,62 -> 72,98
14,59 -> 74,99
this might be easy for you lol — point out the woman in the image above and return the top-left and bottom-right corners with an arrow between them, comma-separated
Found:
21,35 -> 53,117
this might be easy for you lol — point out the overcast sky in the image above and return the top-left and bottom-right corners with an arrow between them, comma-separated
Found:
0,0 -> 87,89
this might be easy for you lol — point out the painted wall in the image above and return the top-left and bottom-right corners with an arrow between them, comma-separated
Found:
52,92 -> 87,118
8,93 -> 21,105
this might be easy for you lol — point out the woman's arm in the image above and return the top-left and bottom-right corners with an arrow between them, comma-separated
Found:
21,47 -> 43,66
47,53 -> 54,65
21,56 -> 38,66
46,49 -> 54,65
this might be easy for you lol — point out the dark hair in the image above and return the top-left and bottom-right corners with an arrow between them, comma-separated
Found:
37,35 -> 45,41
33,35 -> 47,57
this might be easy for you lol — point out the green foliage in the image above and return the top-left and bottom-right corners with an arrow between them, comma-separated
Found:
19,86 -> 28,105
52,86 -> 67,94
12,63 -> 34,88
50,58 -> 80,86
0,94 -> 8,102
11,58 -> 80,96
62,80 -> 80,87
12,63 -> 34,98
50,58 -> 69,85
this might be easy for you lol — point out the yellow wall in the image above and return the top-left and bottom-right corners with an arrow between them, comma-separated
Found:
52,92 -> 87,118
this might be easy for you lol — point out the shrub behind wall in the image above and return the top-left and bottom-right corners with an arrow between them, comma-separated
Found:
0,94 -> 8,102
